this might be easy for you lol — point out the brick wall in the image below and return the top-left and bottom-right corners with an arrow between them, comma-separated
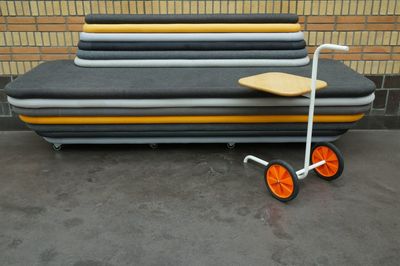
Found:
0,0 -> 399,129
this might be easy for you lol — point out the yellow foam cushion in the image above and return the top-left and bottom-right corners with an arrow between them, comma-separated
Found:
20,114 -> 364,125
83,23 -> 301,33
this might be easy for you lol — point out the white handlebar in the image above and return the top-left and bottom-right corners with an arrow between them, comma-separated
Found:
317,44 -> 349,52
300,43 -> 349,179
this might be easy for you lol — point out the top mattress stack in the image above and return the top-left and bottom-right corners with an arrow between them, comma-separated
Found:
76,14 -> 309,67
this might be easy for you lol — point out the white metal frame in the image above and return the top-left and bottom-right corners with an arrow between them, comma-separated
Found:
244,44 -> 349,180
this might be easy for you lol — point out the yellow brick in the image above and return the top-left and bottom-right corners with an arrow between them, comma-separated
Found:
371,61 -> 379,74
338,32 -> 346,44
386,61 -> 394,74
380,0 -> 388,15
350,61 -> 358,71
304,1 -> 312,15
137,1 -> 145,14
372,0 -> 380,15
326,1 -> 334,15
1,62 -> 9,75
17,62 -> 24,74
53,1 -> 61,15
376,31 -> 384,45
5,32 -> 12,46
308,32 -> 316,45
394,61 -> 400,74
33,32 -> 42,46
0,2 -> 8,16
90,1 -> 99,14
12,32 -> 21,46
272,1 -> 279,14
379,61 -> 387,74
383,32 -> 391,45
10,62 -> 17,75
356,61 -> 364,73
387,0 -> 396,15
24,61 -> 31,73
27,32 -> 35,46
282,0 -> 290,13
212,1 -> 219,14
0,33 -> 5,46
360,31 -> 368,45
367,32 -> 376,45
20,32 -> 28,46
49,32 -> 58,46
182,1 -> 190,14
22,1 -> 30,15
218,1 -> 227,13
57,32 -> 65,46
349,0 -> 357,15
99,1 -> 107,14
7,1 -> 16,15
113,1 -> 121,14
42,32 -> 50,46
72,32 -> 80,46
45,1 -> 53,15
390,31 -> 399,45
205,1 -> 212,14
316,32 -> 324,44
175,0 -> 183,14
60,1 -> 68,15
354,32 -> 362,45
84,1 -> 91,15
334,1 -> 342,15
356,1 -> 365,15
324,32 -> 332,43
168,0 -> 176,14
76,1 -> 84,15
346,32 -> 354,45
120,1 -> 129,14
199,1 -> 206,14
64,32 -> 72,46
68,1 -> 76,15
364,61 -> 371,74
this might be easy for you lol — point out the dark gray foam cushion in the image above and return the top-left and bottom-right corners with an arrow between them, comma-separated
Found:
36,130 -> 346,138
12,105 -> 371,116
78,40 -> 307,51
76,49 -> 308,60
85,14 -> 299,24
26,123 -> 356,132
5,59 -> 375,99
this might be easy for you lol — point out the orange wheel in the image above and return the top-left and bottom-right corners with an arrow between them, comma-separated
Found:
264,160 -> 299,202
311,142 -> 344,181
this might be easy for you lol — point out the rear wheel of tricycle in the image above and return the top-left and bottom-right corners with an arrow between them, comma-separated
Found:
311,142 -> 344,181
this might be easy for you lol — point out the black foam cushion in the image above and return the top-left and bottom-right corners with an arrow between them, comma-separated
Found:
5,59 -> 375,99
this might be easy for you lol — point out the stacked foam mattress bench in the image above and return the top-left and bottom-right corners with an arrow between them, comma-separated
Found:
5,14 -> 375,146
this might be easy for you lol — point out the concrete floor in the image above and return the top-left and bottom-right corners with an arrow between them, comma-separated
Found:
0,131 -> 399,266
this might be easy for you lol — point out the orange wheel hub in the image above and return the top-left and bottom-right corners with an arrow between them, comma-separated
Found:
265,164 -> 295,199
312,146 -> 339,177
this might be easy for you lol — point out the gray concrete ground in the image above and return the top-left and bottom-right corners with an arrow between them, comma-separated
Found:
0,130 -> 399,266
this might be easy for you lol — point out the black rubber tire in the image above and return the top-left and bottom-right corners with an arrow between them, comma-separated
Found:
264,159 -> 299,202
311,142 -> 344,181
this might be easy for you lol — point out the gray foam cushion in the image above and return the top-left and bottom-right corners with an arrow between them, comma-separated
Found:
76,49 -> 308,60
11,105 -> 371,117
85,14 -> 299,24
25,122 -> 356,132
36,130 -> 346,138
78,40 -> 307,51
5,59 -> 375,99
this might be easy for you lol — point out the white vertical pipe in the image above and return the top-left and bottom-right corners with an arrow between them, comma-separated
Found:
301,44 -> 349,178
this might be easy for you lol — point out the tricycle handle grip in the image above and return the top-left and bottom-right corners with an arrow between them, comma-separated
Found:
319,44 -> 349,52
